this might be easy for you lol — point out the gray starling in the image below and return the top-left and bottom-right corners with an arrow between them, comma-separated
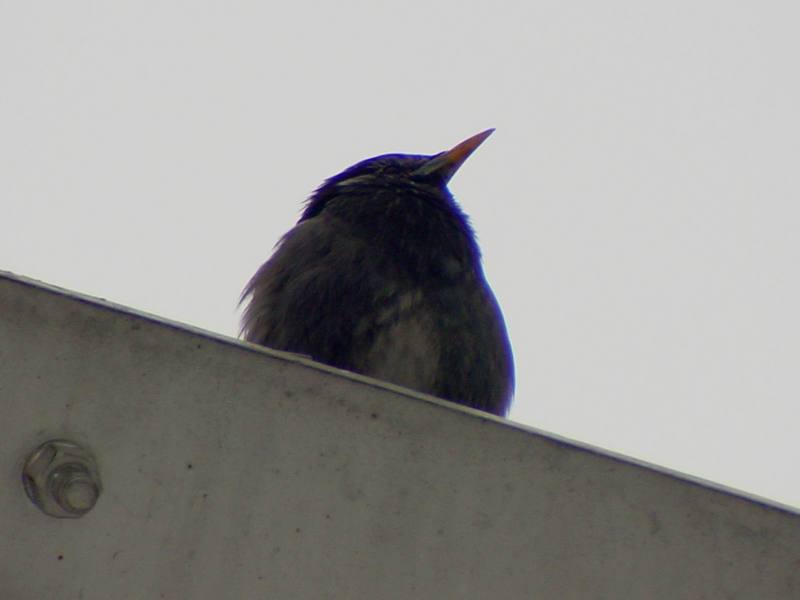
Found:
241,130 -> 514,416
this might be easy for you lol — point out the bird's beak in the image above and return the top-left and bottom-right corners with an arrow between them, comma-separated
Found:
412,128 -> 494,183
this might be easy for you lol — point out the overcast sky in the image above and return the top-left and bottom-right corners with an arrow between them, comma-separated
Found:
3,2 -> 799,508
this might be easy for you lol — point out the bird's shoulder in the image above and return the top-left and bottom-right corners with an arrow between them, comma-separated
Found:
240,213 -> 404,349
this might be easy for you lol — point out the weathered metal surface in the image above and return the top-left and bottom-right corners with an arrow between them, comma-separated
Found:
1,271 -> 798,599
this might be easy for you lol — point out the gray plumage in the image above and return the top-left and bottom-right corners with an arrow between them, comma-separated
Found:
241,130 -> 514,416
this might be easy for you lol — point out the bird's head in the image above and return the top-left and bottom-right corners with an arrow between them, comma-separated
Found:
301,129 -> 494,221
296,130 -> 494,279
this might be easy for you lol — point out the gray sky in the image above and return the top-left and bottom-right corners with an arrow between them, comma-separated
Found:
3,2 -> 799,508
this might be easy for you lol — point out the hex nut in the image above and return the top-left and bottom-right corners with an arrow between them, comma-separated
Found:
22,439 -> 102,519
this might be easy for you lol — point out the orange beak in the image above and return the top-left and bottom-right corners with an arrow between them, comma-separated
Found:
413,129 -> 494,183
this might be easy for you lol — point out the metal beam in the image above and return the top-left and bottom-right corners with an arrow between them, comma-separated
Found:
1,271 -> 798,599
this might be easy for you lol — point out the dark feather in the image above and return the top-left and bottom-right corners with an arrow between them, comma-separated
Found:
242,133 -> 514,416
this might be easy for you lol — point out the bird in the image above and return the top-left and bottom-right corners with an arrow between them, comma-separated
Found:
241,130 -> 514,416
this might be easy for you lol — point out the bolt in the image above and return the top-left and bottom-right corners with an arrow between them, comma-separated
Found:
49,464 -> 100,514
22,439 -> 102,519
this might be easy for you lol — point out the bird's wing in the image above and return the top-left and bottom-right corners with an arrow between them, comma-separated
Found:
241,213 -> 512,415
241,215 -> 440,386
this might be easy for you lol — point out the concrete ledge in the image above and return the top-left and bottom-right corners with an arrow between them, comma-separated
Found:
1,270 -> 798,599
